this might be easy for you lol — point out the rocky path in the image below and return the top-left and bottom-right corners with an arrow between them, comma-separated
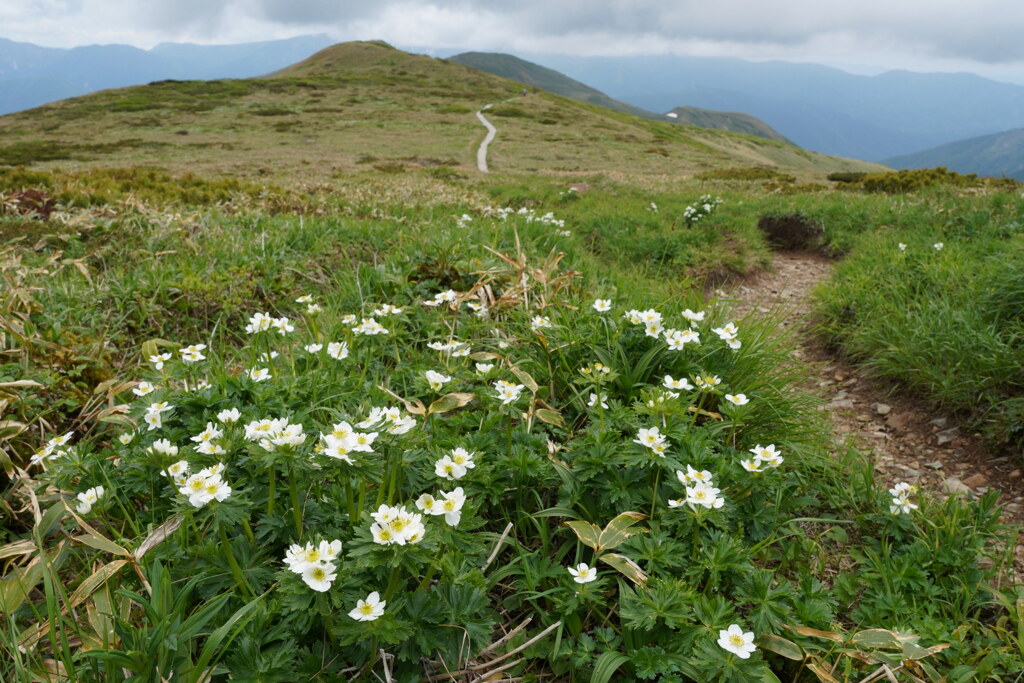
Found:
719,250 -> 1023,578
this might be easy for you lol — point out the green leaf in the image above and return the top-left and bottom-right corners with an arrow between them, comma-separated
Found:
563,520 -> 601,549
428,392 -> 475,415
191,595 -> 264,681
597,511 -> 648,551
533,506 -> 579,519
511,366 -> 539,394
140,338 -> 177,361
591,650 -> 629,683
849,628 -> 904,649
600,553 -> 648,587
757,633 -> 804,661
0,557 -> 43,613
535,408 -> 565,428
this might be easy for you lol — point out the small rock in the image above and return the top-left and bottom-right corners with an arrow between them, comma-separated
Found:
992,456 -> 1010,464
833,390 -> 849,400
872,403 -> 892,415
887,412 -> 911,431
1009,469 -> 1021,479
924,461 -> 944,470
856,414 -> 872,422
831,399 -> 855,409
942,476 -> 971,496
936,428 -> 959,446
930,417 -> 949,429
834,373 -> 846,382
963,473 -> 988,488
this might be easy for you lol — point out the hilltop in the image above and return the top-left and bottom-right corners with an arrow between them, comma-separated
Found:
448,51 -> 790,144
884,127 -> 1024,180
0,41 -> 882,182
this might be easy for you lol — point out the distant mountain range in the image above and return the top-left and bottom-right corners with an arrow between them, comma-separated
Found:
0,34 -> 335,115
884,128 -> 1024,180
448,52 -> 790,144
524,53 -> 1024,162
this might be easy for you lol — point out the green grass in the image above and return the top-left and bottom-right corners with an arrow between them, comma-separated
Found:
1,168 -> 1021,682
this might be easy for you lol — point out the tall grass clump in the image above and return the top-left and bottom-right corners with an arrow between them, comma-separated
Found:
0,175 -> 1019,681
816,204 -> 1024,450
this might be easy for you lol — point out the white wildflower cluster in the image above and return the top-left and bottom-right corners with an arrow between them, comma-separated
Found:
305,343 -> 323,354
455,213 -> 473,228
327,341 -> 349,360
415,486 -> 468,526
351,317 -> 389,336
898,242 -> 907,252
191,421 -> 227,455
623,307 -> 706,350
29,431 -> 74,466
464,300 -> 488,318
663,375 -> 694,391
217,407 -> 241,424
889,482 -> 919,514
624,308 -> 665,338
179,344 -> 207,363
178,463 -> 231,508
934,242 -> 944,251
741,444 -> 784,473
634,426 -> 669,457
295,294 -> 321,315
711,322 -> 741,350
488,206 -> 566,228
423,289 -> 458,307
358,406 -> 417,435
649,202 -> 658,212
144,401 -> 175,431
244,418 -> 306,452
427,339 -> 472,357
425,369 -> 452,391
76,485 -> 105,514
284,539 -> 342,592
370,504 -> 426,545
694,374 -> 722,391
645,390 -> 680,408
476,362 -> 494,375
493,379 -> 526,405
682,194 -> 723,225
149,352 -> 172,370
434,447 -> 476,480
580,362 -> 612,379
317,421 -> 377,464
567,562 -> 597,584
373,303 -> 404,317
670,465 -> 725,509
664,327 -> 700,350
245,312 -> 294,336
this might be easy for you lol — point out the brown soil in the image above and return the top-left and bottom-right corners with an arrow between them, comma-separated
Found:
717,250 -> 1024,580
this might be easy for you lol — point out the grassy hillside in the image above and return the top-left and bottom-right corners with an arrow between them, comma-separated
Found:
0,41 -> 880,182
884,127 -> 1024,180
667,105 -> 790,144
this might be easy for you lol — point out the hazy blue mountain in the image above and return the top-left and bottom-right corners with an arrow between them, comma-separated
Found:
0,34 -> 334,115
884,128 -> 1024,180
448,51 -> 790,143
526,53 -> 1024,161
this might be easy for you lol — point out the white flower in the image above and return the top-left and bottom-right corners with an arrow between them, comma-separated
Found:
741,458 -> 765,473
694,374 -> 721,391
295,294 -> 313,304
249,367 -> 271,382
439,487 -> 466,526
327,342 -> 349,360
587,392 -> 609,409
718,624 -> 757,659
179,344 -> 207,363
676,465 -> 712,485
149,352 -> 172,370
435,455 -> 466,481
306,303 -> 322,315
425,370 -> 452,391
133,381 -> 157,397
179,471 -> 231,508
592,299 -> 612,312
725,393 -> 749,406
890,497 -> 919,514
664,328 -> 700,350
493,379 -> 525,405
75,485 -> 105,514
681,308 -> 705,324
749,444 -> 783,468
475,362 -> 495,375
352,318 -> 389,336
685,481 -> 724,509
934,242 -> 944,251
634,426 -> 667,450
663,375 -> 694,391
302,562 -> 337,592
644,320 -> 664,338
245,312 -> 273,334
373,303 -> 404,316
349,591 -> 386,621
370,505 -> 425,546
304,343 -> 323,353
217,407 -> 241,424
898,243 -> 907,251
143,412 -> 163,431
118,432 -> 135,445
531,315 -> 553,331
567,562 -> 597,584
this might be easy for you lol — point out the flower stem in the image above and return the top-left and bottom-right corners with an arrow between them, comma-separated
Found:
288,466 -> 303,540
218,525 -> 254,599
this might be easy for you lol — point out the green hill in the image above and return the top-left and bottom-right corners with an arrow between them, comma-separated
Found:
0,41 -> 881,181
884,128 -> 1024,180
448,51 -> 791,144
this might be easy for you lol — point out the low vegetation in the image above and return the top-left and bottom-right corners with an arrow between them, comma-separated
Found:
1,165 -> 1022,682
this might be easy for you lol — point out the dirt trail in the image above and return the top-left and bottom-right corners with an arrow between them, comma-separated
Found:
719,250 -> 1023,577
476,107 -> 497,173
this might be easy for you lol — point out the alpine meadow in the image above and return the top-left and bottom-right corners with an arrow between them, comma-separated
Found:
1,41 -> 1022,683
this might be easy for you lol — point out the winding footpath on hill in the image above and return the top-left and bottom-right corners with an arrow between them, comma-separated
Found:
719,251 -> 1024,580
476,105 -> 497,173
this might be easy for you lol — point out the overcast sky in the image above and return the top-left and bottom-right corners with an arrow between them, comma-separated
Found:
5,0 -> 1024,83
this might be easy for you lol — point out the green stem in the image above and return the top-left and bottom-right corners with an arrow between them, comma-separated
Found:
242,520 -> 256,546
650,468 -> 662,519
342,474 -> 357,521
288,466 -> 303,540
383,563 -> 404,600
218,525 -> 254,599
267,467 -> 276,515
418,565 -> 437,591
